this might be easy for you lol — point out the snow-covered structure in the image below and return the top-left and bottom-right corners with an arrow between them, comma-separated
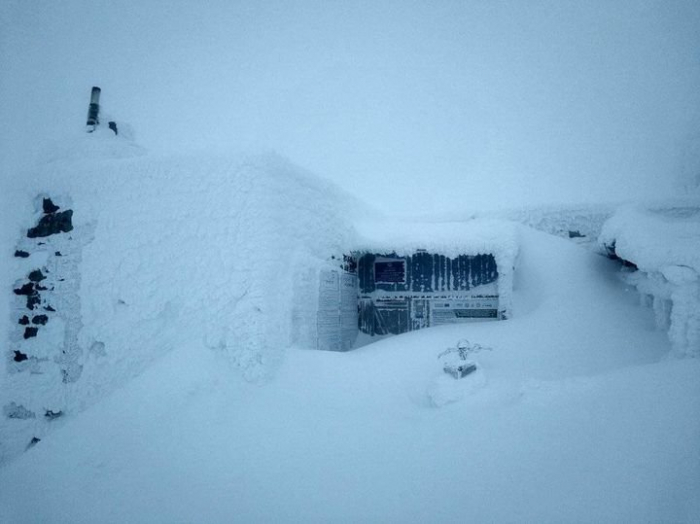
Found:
350,221 -> 518,336
599,202 -> 700,356
2,128 -> 523,464
1,130 -> 368,462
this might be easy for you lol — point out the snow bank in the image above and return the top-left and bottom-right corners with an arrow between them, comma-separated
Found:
599,201 -> 700,355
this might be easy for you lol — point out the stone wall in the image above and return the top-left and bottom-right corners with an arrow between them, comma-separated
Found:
3,196 -> 92,458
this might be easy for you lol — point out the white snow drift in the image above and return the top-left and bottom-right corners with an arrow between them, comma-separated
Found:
1,133 -> 698,523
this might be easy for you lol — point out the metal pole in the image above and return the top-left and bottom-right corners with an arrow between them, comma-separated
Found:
86,86 -> 101,130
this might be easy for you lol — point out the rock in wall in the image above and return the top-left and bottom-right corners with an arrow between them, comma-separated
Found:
2,196 -> 92,463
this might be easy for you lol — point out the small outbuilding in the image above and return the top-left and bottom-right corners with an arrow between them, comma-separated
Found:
355,250 -> 501,335
312,219 -> 519,350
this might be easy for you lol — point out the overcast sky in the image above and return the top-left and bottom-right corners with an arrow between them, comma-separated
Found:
2,0 -> 699,212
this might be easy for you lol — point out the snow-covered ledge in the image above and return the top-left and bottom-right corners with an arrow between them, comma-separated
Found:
599,203 -> 700,356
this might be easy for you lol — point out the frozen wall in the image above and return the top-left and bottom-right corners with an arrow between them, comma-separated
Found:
1,133 -> 362,464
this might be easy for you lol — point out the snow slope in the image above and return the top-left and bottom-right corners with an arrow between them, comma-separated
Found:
2,225 -> 697,523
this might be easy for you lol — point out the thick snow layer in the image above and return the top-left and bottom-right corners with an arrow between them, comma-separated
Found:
1,138 -> 367,464
1,225 -> 696,523
1,132 -> 697,521
599,201 -> 700,273
387,202 -> 616,254
599,201 -> 700,355
353,219 -> 518,260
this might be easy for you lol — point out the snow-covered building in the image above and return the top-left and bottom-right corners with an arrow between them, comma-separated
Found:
1,129 -> 363,462
599,202 -> 700,356
1,127 -> 522,464
305,220 -> 519,351
349,221 -> 518,337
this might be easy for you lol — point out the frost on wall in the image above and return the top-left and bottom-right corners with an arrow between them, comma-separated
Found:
0,146 -> 361,465
622,268 -> 700,357
2,196 -> 93,462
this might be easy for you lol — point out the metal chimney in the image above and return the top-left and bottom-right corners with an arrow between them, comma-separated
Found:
86,86 -> 101,130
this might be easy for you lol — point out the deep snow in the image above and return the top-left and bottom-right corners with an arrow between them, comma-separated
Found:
1,218 -> 698,523
3,1 -> 700,519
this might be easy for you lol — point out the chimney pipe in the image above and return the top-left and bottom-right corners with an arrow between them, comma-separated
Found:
86,86 -> 101,130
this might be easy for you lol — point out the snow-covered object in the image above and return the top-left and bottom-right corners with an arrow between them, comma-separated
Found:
427,364 -> 486,406
353,219 -> 518,317
599,202 -> 700,272
437,339 -> 490,379
354,218 -> 518,260
442,360 -> 477,379
599,202 -> 700,356
1,137 -> 367,464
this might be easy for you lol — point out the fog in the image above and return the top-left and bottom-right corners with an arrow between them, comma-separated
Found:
2,0 -> 699,212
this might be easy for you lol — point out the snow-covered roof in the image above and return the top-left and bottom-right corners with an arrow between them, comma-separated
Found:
352,219 -> 518,262
352,219 -> 519,316
599,201 -> 700,276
